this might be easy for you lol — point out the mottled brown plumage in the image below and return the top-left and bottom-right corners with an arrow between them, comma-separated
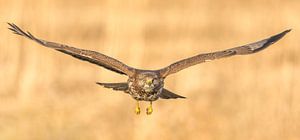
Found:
8,23 -> 290,115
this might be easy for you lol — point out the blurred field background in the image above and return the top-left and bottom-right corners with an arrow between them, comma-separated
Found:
0,0 -> 299,140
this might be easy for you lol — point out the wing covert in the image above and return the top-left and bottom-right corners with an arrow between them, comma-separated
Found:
8,23 -> 135,76
158,29 -> 291,77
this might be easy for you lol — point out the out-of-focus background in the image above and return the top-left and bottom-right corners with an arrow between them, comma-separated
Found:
0,0 -> 299,139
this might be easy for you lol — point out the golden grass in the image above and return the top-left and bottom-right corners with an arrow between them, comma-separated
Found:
0,0 -> 299,139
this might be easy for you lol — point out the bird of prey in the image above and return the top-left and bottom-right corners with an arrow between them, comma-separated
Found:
8,23 -> 290,115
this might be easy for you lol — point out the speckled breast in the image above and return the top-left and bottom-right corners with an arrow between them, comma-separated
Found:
128,79 -> 162,101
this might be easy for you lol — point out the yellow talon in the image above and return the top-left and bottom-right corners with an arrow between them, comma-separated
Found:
146,101 -> 153,115
135,101 -> 141,115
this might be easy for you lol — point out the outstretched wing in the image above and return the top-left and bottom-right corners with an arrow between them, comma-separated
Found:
158,29 -> 291,77
8,23 -> 135,76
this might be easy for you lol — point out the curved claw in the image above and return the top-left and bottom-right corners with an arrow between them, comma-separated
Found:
146,107 -> 153,115
135,101 -> 141,115
135,107 -> 141,115
146,101 -> 153,115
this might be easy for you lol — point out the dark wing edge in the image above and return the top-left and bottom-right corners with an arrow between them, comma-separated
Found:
8,23 -> 135,76
158,29 -> 291,77
96,82 -> 129,93
159,88 -> 186,99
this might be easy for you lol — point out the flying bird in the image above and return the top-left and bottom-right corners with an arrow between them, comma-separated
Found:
8,23 -> 290,115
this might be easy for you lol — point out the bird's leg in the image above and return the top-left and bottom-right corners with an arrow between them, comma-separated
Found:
146,101 -> 153,115
135,101 -> 141,115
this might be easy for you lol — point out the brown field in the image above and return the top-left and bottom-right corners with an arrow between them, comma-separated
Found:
0,0 -> 299,140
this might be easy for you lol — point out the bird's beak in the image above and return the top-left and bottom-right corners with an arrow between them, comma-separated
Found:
146,78 -> 153,85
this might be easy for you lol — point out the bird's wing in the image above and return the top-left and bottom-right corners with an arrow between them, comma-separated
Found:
96,82 -> 129,93
158,29 -> 291,77
159,88 -> 186,99
8,23 -> 135,76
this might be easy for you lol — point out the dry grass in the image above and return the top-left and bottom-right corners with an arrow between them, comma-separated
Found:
0,0 -> 299,140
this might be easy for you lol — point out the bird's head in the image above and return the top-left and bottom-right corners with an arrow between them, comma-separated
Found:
137,72 -> 163,93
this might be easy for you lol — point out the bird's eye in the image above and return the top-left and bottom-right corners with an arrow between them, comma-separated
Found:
152,79 -> 158,85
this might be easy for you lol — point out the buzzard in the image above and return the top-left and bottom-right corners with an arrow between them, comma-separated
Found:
8,23 -> 290,115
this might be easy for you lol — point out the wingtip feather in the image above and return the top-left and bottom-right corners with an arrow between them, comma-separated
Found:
280,29 -> 292,37
95,82 -> 103,85
285,29 -> 292,33
268,29 -> 291,43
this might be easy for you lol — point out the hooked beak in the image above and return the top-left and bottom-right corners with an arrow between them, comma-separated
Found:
146,78 -> 153,85
144,78 -> 154,92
